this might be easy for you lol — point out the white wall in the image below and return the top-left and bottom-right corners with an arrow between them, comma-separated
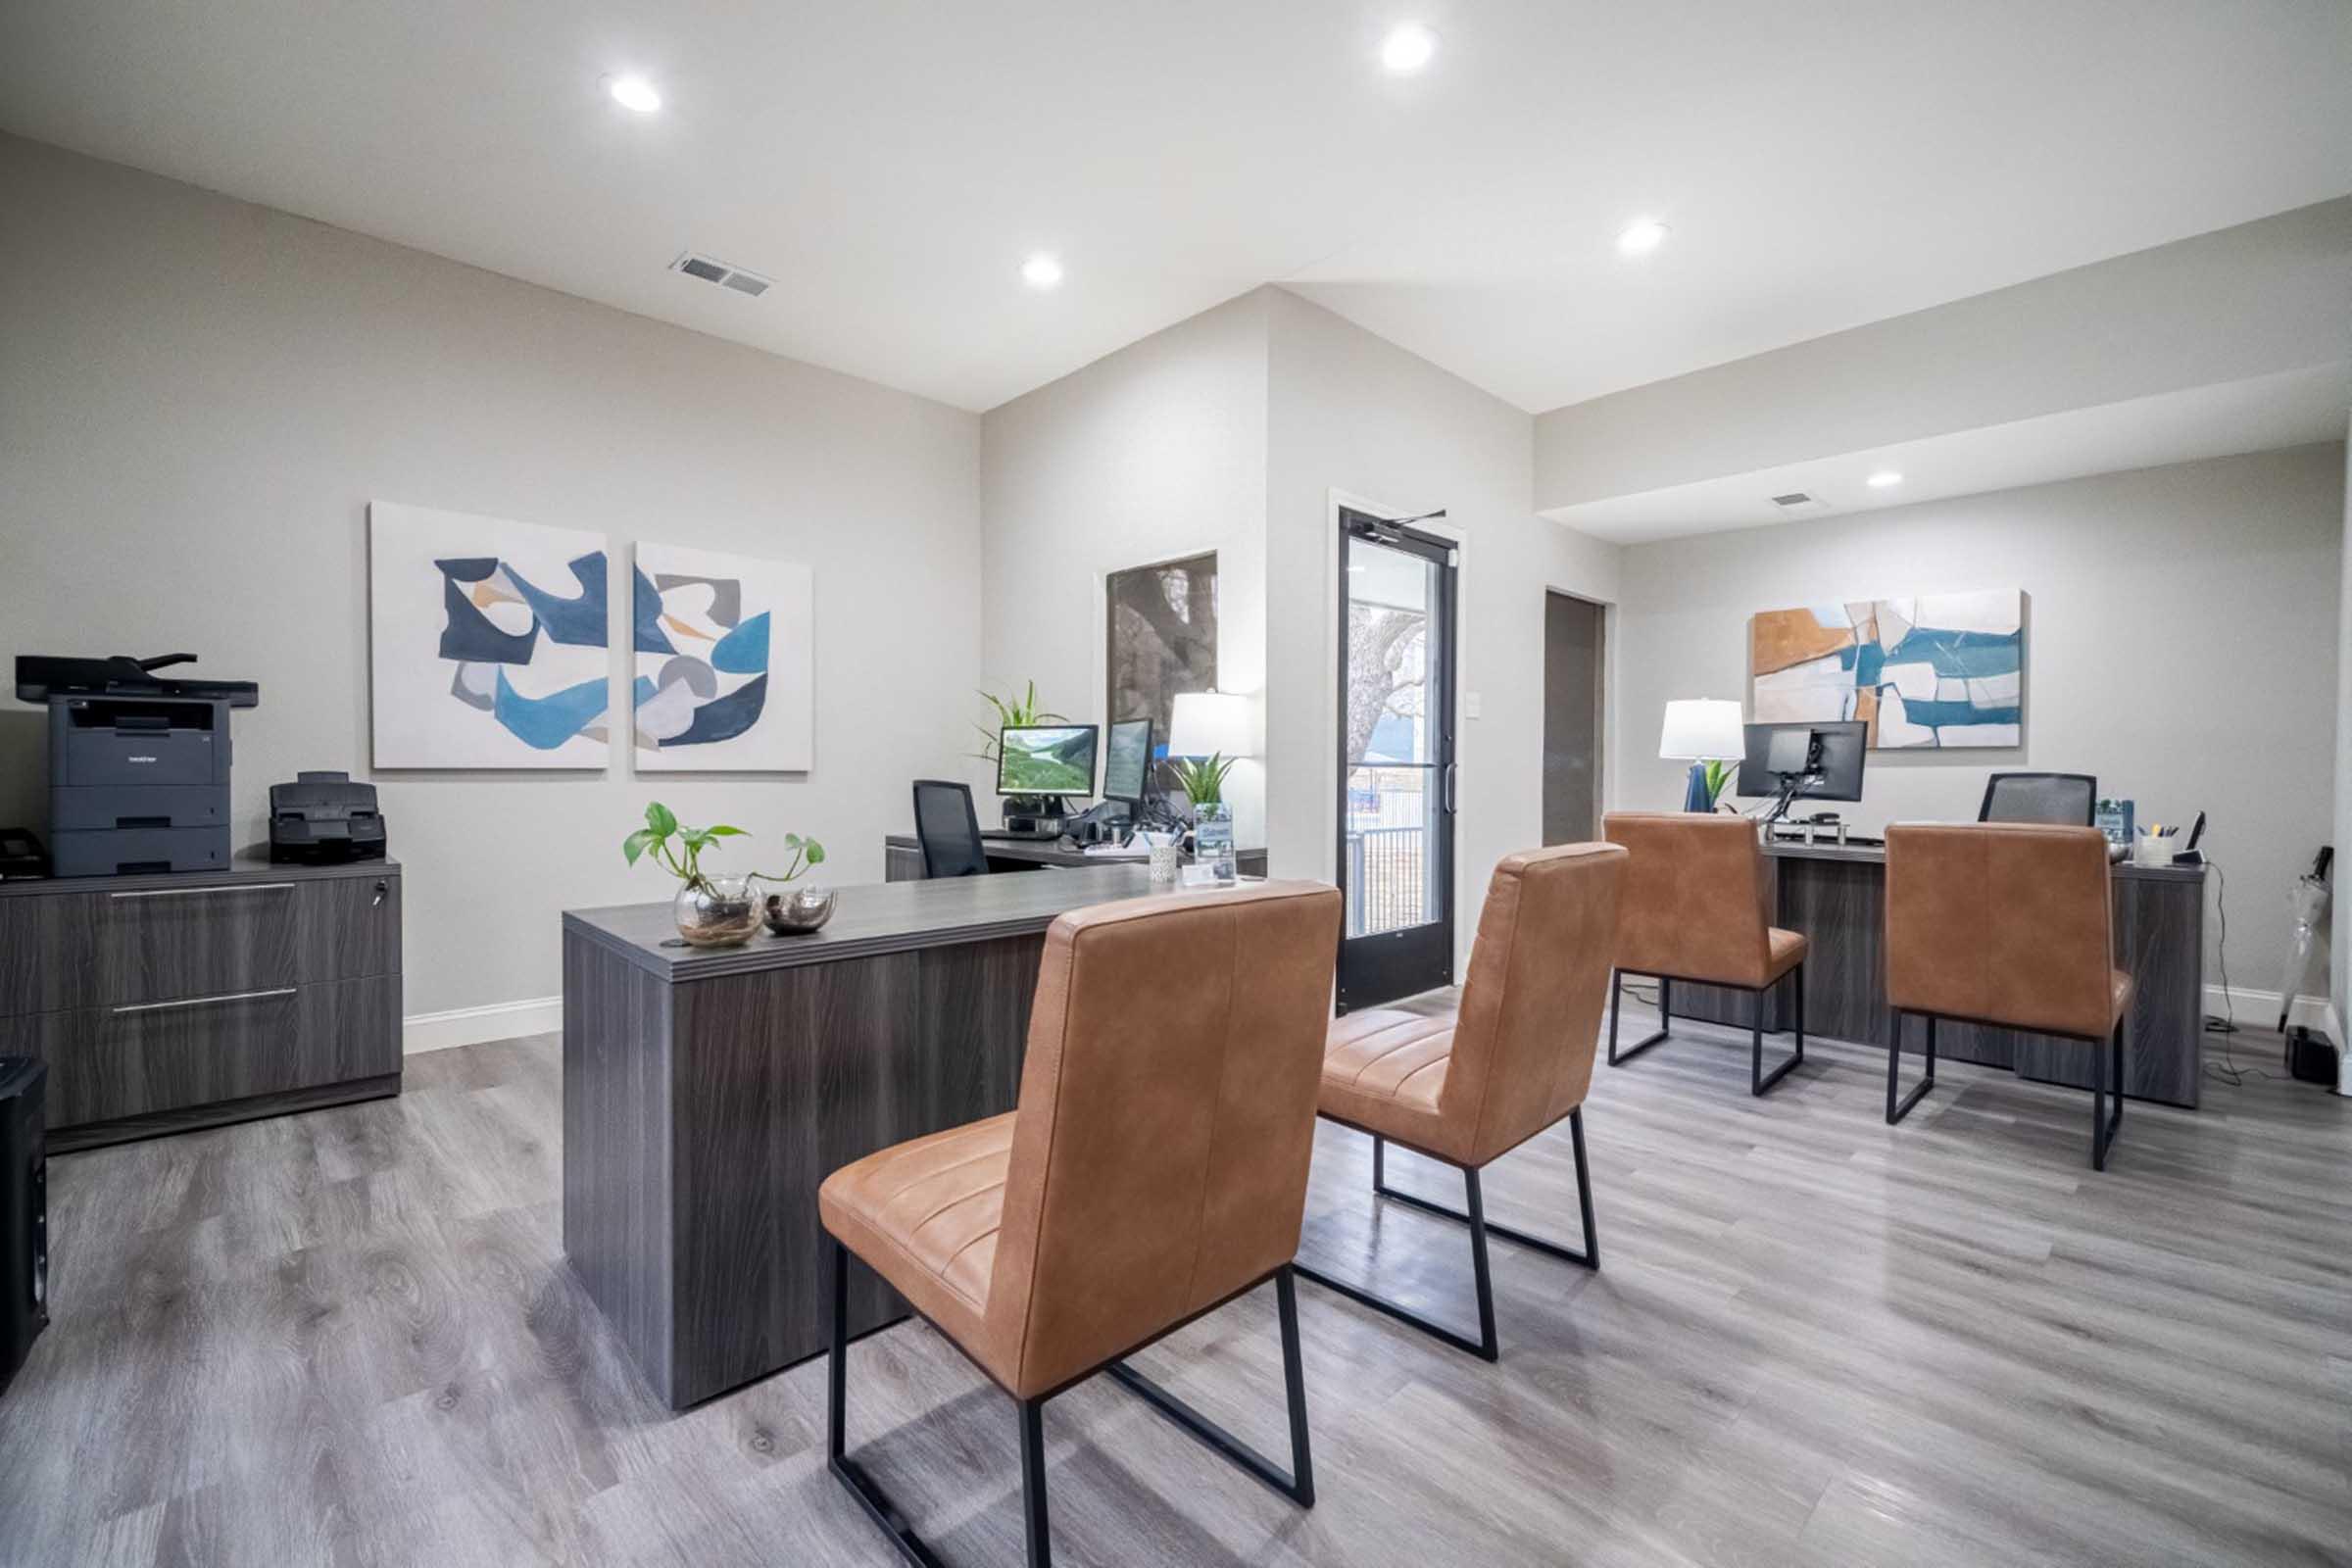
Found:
2336,421 -> 2351,1083
978,284 -> 1627,971
978,292 -> 1271,846
0,135 -> 983,1026
1263,290 -> 1623,963
1613,445 -> 2346,992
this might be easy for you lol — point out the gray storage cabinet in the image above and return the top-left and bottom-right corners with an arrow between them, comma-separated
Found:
0,858 -> 402,1151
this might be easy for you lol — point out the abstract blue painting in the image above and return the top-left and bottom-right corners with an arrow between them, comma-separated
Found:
368,502 -> 612,767
630,542 -> 812,771
1750,590 -> 2023,748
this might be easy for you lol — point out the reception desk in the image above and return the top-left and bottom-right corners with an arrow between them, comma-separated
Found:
562,864 -> 1157,1408
1670,842 -> 2209,1107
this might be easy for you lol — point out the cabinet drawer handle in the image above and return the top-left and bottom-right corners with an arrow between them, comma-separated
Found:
112,987 -> 298,1015
109,883 -> 296,901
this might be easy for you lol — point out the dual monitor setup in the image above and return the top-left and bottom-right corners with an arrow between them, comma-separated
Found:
995,719 -> 1170,842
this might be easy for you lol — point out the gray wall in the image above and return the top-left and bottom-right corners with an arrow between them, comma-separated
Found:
1614,445 -> 2345,994
0,135 -> 983,1021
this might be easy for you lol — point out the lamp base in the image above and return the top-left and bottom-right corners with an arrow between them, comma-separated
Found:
1683,761 -> 1715,812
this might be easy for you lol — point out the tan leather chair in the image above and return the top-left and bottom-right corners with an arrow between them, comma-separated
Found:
1600,812 -> 1809,1096
1298,844 -> 1623,1361
1885,822 -> 2133,1168
819,880 -> 1342,1568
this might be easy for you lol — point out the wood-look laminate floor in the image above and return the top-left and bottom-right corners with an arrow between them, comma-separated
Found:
4,1002 -> 2348,1567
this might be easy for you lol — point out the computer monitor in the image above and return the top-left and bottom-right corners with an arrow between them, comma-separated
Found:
1102,717 -> 1152,803
1736,720 -> 1867,803
996,723 -> 1099,798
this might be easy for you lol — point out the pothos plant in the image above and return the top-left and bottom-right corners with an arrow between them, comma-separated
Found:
621,802 -> 824,890
968,680 -> 1065,765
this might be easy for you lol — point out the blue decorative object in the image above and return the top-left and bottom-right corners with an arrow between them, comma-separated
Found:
1684,761 -> 1715,812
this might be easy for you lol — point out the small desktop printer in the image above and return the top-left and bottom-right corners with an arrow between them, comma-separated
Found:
16,653 -> 259,877
269,771 -> 387,864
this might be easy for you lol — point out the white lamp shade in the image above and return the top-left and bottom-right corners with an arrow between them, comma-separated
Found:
1167,690 -> 1253,759
1658,698 -> 1744,760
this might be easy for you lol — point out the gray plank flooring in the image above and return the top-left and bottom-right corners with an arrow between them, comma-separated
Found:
3,1001 -> 2347,1566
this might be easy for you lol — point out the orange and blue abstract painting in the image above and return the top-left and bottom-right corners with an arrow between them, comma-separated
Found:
1750,590 -> 2022,749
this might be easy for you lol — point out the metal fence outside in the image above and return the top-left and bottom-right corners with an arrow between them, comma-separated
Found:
1345,825 -> 1428,937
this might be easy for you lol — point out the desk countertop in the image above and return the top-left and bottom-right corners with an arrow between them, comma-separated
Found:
1760,838 -> 2205,882
564,862 -> 1160,982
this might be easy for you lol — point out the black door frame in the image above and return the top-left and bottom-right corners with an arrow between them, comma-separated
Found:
1335,506 -> 1458,1013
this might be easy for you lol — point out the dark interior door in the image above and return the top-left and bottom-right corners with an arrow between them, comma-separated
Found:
1543,591 -> 1604,844
1335,509 -> 1456,1013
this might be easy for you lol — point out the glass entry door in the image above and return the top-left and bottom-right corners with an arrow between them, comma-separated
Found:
1335,509 -> 1457,1012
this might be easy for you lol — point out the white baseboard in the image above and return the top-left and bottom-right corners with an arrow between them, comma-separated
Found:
403,996 -> 563,1055
2203,983 -> 2328,1035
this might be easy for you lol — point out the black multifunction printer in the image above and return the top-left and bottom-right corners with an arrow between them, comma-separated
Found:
15,653 -> 259,877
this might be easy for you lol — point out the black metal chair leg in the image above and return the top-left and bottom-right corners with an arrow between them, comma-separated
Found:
1569,1105 -> 1599,1272
1372,1134 -> 1385,1193
1886,1008 -> 1935,1125
1607,970 -> 1670,1066
1463,1169 -> 1499,1360
2089,1019 -> 2124,1171
1018,1397 -> 1051,1568
1104,1269 -> 1316,1505
1751,970 -> 1802,1096
1369,1113 -> 1598,1267
1794,962 -> 1806,1059
828,1241 -> 952,1568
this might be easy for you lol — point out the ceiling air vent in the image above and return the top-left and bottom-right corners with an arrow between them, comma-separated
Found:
1769,492 -> 1817,508
669,251 -> 771,298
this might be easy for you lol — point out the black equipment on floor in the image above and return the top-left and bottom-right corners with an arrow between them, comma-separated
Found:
2284,1026 -> 2340,1087
16,653 -> 259,877
270,771 -> 387,863
0,1057 -> 48,1399
0,829 -> 45,881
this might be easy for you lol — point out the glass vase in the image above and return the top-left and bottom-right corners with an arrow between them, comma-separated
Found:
673,874 -> 761,948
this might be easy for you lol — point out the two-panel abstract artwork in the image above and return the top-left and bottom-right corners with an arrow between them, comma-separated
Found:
368,502 -> 813,770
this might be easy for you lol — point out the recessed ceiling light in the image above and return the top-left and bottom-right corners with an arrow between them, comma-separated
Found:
606,74 -> 662,114
1867,470 -> 1905,489
1616,219 -> 1670,257
1381,24 -> 1439,74
1020,253 -> 1064,290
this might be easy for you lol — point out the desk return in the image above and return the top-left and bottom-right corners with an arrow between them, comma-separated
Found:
1670,843 -> 2208,1107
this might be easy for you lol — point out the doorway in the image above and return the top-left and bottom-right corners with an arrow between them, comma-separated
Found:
1543,592 -> 1605,844
1335,507 -> 1457,1012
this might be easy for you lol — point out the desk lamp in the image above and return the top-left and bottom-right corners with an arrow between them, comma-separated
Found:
1658,699 -> 1743,812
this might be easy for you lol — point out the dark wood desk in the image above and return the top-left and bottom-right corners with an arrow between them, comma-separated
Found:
562,864 -> 1158,1408
883,832 -> 1268,880
1670,842 -> 2208,1107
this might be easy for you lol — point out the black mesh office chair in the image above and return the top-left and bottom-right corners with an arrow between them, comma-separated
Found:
911,779 -> 992,877
1979,772 -> 2097,825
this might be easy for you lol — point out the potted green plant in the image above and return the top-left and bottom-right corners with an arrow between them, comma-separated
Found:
623,803 -> 826,947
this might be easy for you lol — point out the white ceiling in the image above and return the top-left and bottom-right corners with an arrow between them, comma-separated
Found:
1543,364 -> 2352,544
3,2 -> 2349,415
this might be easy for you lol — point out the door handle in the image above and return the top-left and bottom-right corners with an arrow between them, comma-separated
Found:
112,986 -> 297,1015
1444,763 -> 1458,813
